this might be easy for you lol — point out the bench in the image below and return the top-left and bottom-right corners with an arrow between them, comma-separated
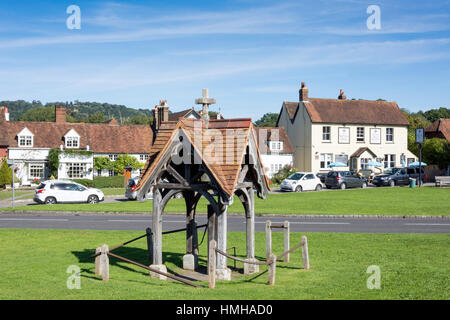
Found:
435,176 -> 450,187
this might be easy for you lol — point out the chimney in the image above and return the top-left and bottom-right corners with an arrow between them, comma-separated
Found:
55,106 -> 66,123
1,106 -> 9,121
299,82 -> 308,101
153,100 -> 169,130
338,89 -> 346,100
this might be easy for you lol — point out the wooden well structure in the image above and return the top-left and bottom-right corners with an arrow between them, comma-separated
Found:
135,118 -> 270,279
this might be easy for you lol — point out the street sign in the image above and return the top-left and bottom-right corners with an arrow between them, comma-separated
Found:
415,128 -> 424,144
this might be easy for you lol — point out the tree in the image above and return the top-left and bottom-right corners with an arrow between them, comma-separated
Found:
0,161 -> 12,188
18,106 -> 55,122
419,107 -> 450,123
421,138 -> 450,169
271,165 -> 297,184
86,112 -> 105,123
94,156 -> 113,171
254,113 -> 279,127
112,154 -> 144,174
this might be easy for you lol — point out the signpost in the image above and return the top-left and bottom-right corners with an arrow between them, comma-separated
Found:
6,159 -> 15,207
415,128 -> 425,187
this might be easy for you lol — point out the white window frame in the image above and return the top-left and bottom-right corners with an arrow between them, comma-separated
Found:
140,154 -> 149,161
29,164 -> 44,179
270,141 -> 283,152
322,126 -> 331,142
66,163 -> 87,179
19,135 -> 33,147
386,128 -> 394,143
109,154 -> 118,161
357,127 -> 365,142
65,136 -> 80,148
320,153 -> 333,169
384,154 -> 396,168
360,158 -> 372,169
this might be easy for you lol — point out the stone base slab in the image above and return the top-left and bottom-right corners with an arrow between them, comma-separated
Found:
183,254 -> 198,271
244,259 -> 260,275
149,264 -> 167,280
215,268 -> 231,281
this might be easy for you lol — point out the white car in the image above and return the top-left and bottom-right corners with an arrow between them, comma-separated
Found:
34,180 -> 105,205
280,172 -> 323,192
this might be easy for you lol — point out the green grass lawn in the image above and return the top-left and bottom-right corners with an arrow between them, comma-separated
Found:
101,188 -> 125,196
0,190 -> 33,201
0,228 -> 448,299
1,187 -> 449,216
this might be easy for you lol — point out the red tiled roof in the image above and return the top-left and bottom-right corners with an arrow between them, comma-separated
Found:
280,99 -> 409,126
137,118 -> 270,197
425,118 -> 450,142
254,127 -> 294,154
0,121 -> 153,154
168,109 -> 200,121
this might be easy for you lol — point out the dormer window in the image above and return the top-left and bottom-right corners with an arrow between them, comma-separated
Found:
66,137 -> 79,148
270,141 -> 283,152
64,129 -> 80,149
17,128 -> 34,147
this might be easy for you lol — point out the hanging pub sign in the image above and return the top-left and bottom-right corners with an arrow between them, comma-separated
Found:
370,128 -> 381,144
338,127 -> 350,144
415,128 -> 424,144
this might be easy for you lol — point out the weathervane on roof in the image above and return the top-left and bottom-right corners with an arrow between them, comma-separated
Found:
195,88 -> 216,123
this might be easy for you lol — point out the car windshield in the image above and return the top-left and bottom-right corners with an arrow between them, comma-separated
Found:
287,173 -> 304,180
384,168 -> 400,174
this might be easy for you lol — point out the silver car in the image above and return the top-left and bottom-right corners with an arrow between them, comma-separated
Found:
125,177 -> 154,200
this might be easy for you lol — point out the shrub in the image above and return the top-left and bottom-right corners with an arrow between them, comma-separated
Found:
271,165 -> 297,184
0,161 -> 12,188
73,179 -> 94,188
92,176 -> 124,188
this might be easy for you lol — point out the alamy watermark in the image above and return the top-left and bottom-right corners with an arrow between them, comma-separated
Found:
366,5 -> 381,30
66,5 -> 81,30
66,265 -> 81,289
366,265 -> 381,289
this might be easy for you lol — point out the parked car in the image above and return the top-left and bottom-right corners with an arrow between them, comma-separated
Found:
125,177 -> 154,200
406,167 -> 427,185
280,172 -> 323,192
316,173 -> 326,183
125,177 -> 139,200
372,168 -> 410,187
34,180 -> 105,204
325,171 -> 368,189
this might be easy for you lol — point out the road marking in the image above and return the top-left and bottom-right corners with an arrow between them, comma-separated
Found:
0,218 -> 68,221
404,223 -> 450,226
254,221 -> 350,225
108,219 -> 185,223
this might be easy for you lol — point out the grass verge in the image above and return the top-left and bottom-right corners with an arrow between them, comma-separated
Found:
0,228 -> 448,299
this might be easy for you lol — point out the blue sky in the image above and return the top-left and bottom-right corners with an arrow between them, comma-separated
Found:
0,0 -> 449,120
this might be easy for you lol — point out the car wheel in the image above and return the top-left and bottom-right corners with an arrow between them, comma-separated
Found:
315,184 -> 322,191
45,197 -> 57,205
389,180 -> 395,187
361,182 -> 367,188
340,183 -> 346,190
87,195 -> 99,204
295,185 -> 303,192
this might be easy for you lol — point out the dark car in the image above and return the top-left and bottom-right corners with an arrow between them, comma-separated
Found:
325,171 -> 368,190
316,173 -> 326,183
372,168 -> 410,187
406,167 -> 427,185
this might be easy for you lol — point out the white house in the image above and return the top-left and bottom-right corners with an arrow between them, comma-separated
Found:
276,83 -> 417,173
254,127 -> 294,178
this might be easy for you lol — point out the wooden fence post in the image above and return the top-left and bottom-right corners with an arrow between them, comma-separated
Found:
301,236 -> 310,270
94,246 -> 102,275
208,240 -> 217,289
101,244 -> 109,281
146,227 -> 153,263
265,220 -> 272,261
283,221 -> 290,263
267,253 -> 276,285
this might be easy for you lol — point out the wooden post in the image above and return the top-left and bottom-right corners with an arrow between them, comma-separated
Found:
94,246 -> 102,275
283,221 -> 290,263
216,203 -> 228,272
267,253 -> 276,285
146,227 -> 153,263
207,205 -> 216,271
244,187 -> 258,274
265,220 -> 272,261
152,188 -> 163,265
208,240 -> 216,289
301,236 -> 310,270
101,244 -> 109,281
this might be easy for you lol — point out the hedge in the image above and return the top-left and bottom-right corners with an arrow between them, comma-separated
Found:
74,176 -> 125,188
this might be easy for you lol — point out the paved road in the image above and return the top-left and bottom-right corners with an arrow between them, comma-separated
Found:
0,214 -> 449,234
